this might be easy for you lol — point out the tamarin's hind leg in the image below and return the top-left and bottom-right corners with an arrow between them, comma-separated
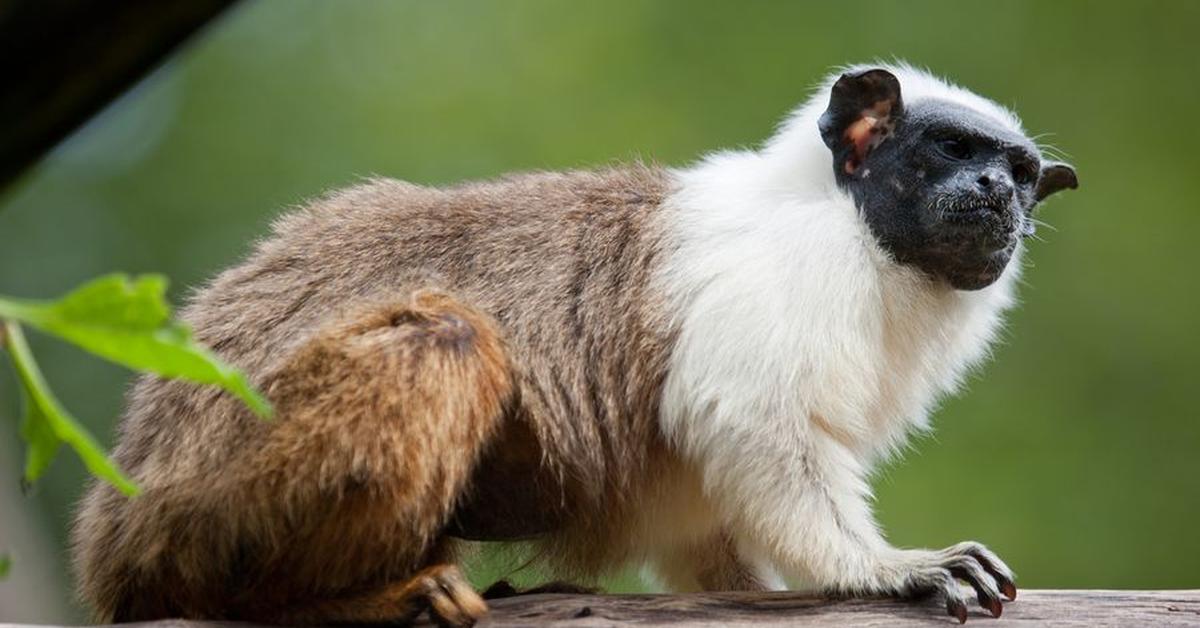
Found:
222,290 -> 512,625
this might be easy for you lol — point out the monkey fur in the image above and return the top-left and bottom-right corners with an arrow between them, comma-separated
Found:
71,64 -> 1076,625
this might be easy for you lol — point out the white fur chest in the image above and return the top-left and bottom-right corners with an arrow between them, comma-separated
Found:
656,149 -> 1019,472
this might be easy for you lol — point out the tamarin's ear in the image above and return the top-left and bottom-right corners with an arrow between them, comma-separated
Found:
1034,161 -> 1078,202
819,68 -> 903,176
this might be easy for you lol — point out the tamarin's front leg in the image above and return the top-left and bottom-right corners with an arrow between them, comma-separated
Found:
705,427 -> 1015,623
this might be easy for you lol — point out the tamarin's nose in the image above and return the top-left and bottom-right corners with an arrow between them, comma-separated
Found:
975,169 -> 1014,201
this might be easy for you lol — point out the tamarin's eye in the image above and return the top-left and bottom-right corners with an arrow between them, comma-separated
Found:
1012,161 -> 1038,186
936,137 -> 974,160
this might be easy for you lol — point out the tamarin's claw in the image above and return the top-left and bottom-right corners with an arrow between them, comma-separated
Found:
946,598 -> 969,624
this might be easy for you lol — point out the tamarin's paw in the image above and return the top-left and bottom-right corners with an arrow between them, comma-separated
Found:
410,564 -> 488,627
892,541 -> 1016,623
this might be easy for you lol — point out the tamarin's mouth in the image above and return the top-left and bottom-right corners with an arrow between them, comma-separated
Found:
940,212 -> 1018,250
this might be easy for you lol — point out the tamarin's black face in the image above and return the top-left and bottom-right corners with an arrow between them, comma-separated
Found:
819,69 -> 1078,290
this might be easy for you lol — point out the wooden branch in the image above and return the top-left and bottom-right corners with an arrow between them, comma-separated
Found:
2,590 -> 1196,628
460,590 -> 1196,626
0,0 -> 239,192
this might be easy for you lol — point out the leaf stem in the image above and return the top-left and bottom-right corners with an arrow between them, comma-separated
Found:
4,320 -> 58,419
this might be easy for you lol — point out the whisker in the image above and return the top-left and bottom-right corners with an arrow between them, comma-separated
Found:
1028,216 -> 1058,233
1037,142 -> 1074,162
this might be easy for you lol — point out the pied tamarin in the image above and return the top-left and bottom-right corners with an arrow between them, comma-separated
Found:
72,64 -> 1077,625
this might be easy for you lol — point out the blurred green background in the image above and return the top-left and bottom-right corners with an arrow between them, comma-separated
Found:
2,0 -> 1198,621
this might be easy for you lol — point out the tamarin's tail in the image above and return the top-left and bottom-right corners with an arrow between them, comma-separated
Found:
73,289 -> 513,626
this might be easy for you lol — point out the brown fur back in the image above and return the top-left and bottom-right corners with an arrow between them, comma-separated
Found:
71,164 -> 680,619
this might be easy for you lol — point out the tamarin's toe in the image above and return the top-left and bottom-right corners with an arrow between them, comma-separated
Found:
421,565 -> 488,627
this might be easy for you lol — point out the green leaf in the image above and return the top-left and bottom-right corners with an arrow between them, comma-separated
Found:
0,553 -> 10,580
55,274 -> 170,329
0,274 -> 272,418
18,382 -> 60,491
3,320 -> 140,496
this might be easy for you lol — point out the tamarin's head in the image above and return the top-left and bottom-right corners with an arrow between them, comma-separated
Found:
814,65 -> 1077,291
